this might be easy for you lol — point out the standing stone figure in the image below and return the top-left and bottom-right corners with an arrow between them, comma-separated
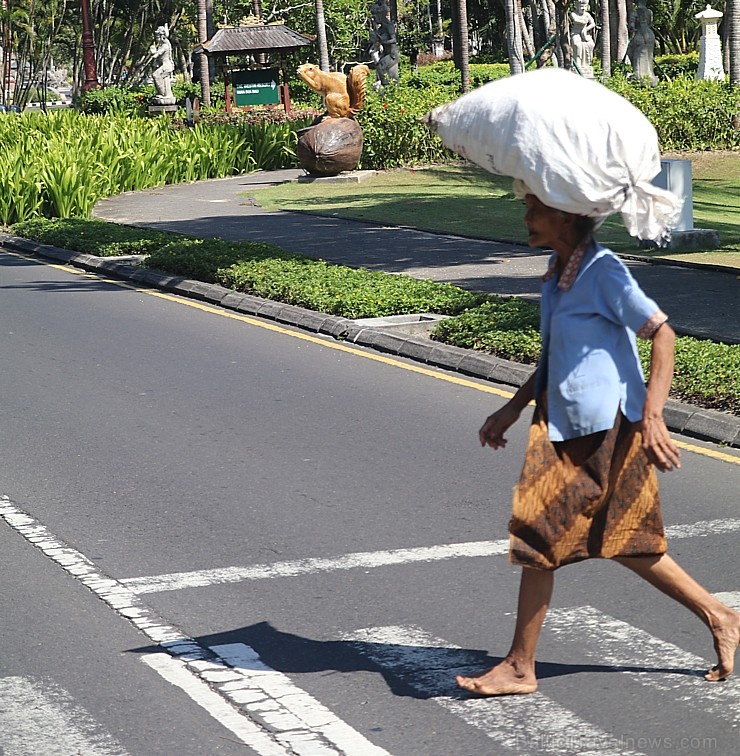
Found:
150,24 -> 176,105
570,0 -> 596,78
627,0 -> 658,86
369,1 -> 400,89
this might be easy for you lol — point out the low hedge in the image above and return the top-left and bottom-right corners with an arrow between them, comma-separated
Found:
8,217 -> 738,415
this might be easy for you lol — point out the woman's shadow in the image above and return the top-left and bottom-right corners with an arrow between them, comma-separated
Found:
131,621 -> 703,700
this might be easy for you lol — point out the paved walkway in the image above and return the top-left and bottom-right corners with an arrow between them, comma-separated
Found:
93,169 -> 739,345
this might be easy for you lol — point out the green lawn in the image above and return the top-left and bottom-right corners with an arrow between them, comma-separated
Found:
251,152 -> 740,269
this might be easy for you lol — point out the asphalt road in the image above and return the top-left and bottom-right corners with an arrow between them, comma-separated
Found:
1,249 -> 738,756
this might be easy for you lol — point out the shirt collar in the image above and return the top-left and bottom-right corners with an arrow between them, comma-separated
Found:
542,240 -> 590,291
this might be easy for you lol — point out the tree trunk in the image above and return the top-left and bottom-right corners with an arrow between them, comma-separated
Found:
518,0 -> 535,60
457,0 -> 470,91
315,0 -> 330,71
555,1 -> 571,70
611,0 -> 629,63
506,0 -> 525,74
197,0 -> 211,106
730,0 -> 740,86
601,0 -> 612,78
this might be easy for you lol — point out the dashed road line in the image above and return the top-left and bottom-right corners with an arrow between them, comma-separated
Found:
120,517 -> 740,595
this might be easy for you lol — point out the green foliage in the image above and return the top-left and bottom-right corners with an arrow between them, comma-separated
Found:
637,337 -> 740,414
10,217 -> 171,256
431,298 -> 542,364
0,108 -> 307,223
142,237 -> 483,319
654,52 -> 700,79
605,73 -> 740,151
358,82 -> 456,168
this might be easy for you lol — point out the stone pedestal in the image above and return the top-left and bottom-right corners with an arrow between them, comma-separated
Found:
148,104 -> 178,116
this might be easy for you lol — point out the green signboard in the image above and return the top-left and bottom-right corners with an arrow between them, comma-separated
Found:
233,69 -> 281,107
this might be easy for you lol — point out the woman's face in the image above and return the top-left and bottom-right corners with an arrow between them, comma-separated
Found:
523,194 -> 570,248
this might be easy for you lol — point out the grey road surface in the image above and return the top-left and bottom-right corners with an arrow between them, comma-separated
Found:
1,249 -> 738,756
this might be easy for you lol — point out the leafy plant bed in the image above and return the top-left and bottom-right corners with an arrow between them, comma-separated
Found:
7,217 -> 739,416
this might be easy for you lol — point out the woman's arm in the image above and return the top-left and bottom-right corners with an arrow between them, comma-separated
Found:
479,370 -> 537,450
642,323 -> 681,471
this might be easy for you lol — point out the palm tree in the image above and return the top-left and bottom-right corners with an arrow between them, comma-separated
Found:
506,0 -> 525,74
315,0 -> 330,71
601,0 -> 612,78
197,0 -> 211,106
730,0 -> 740,86
457,0 -> 470,90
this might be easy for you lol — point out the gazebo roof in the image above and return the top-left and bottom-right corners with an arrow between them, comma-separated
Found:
193,24 -> 313,56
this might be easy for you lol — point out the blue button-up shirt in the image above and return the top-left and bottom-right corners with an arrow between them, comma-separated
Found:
535,241 -> 662,441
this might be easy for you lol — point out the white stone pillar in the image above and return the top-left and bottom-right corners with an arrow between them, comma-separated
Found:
695,5 -> 725,81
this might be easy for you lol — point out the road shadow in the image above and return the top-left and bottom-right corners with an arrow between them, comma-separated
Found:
131,621 -> 703,700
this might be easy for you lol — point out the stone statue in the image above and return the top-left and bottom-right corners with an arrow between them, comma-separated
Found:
369,1 -> 400,89
150,24 -> 176,105
627,0 -> 658,86
570,0 -> 596,79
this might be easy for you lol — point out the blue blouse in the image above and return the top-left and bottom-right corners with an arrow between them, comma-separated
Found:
535,241 -> 663,441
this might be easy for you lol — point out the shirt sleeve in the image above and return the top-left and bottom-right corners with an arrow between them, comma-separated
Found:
592,254 -> 665,336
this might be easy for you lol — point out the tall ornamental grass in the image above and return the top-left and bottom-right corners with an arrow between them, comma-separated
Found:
0,109 -> 304,225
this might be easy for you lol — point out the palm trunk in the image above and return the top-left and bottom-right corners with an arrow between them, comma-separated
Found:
506,0 -> 525,74
457,0 -> 470,90
197,0 -> 211,106
601,0 -> 612,78
315,0 -> 330,71
730,0 -> 740,86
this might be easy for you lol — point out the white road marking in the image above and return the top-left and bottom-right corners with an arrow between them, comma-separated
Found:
0,676 -> 127,755
209,643 -> 389,755
120,517 -> 740,595
714,590 -> 740,610
0,496 -> 384,756
141,654 -> 290,756
342,625 -> 645,756
545,605 -> 740,726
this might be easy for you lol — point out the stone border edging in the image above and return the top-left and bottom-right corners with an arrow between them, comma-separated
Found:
2,232 -> 738,449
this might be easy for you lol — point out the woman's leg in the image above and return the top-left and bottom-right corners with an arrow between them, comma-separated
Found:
615,554 -> 740,680
456,566 -> 554,695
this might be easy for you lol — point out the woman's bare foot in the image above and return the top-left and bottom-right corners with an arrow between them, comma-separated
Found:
705,609 -> 740,681
456,659 -> 537,696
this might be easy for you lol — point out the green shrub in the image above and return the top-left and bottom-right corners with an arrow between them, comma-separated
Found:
431,297 -> 542,364
10,217 -> 172,256
605,73 -> 740,151
142,237 -> 484,319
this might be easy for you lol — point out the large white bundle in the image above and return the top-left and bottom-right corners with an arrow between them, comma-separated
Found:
422,68 -> 681,243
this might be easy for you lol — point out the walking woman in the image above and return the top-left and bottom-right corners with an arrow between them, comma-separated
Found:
455,189 -> 740,696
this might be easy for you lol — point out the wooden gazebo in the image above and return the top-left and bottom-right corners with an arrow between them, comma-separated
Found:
193,21 -> 312,113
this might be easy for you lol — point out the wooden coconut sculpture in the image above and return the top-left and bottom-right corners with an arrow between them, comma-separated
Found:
296,63 -> 370,177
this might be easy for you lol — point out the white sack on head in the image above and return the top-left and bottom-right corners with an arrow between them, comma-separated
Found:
422,68 -> 682,244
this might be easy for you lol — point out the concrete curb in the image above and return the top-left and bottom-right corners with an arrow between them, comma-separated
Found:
3,232 -> 738,449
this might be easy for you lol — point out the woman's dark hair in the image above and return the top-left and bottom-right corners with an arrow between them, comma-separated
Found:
575,214 -> 597,241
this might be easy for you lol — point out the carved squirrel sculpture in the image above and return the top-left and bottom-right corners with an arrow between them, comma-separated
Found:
297,63 -> 370,118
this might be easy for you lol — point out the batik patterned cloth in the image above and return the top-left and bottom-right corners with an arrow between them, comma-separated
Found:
509,405 -> 667,570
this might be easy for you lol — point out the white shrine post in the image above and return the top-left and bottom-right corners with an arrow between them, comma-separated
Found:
695,5 -> 725,81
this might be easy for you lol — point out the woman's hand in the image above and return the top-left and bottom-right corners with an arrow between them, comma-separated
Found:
641,415 -> 681,472
479,404 -> 521,450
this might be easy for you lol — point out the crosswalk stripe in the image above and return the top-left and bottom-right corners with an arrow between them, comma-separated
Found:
207,643 -> 389,756
342,626 -> 646,756
120,517 -> 740,595
0,676 -> 127,755
545,605 -> 739,726
141,654 -> 290,756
